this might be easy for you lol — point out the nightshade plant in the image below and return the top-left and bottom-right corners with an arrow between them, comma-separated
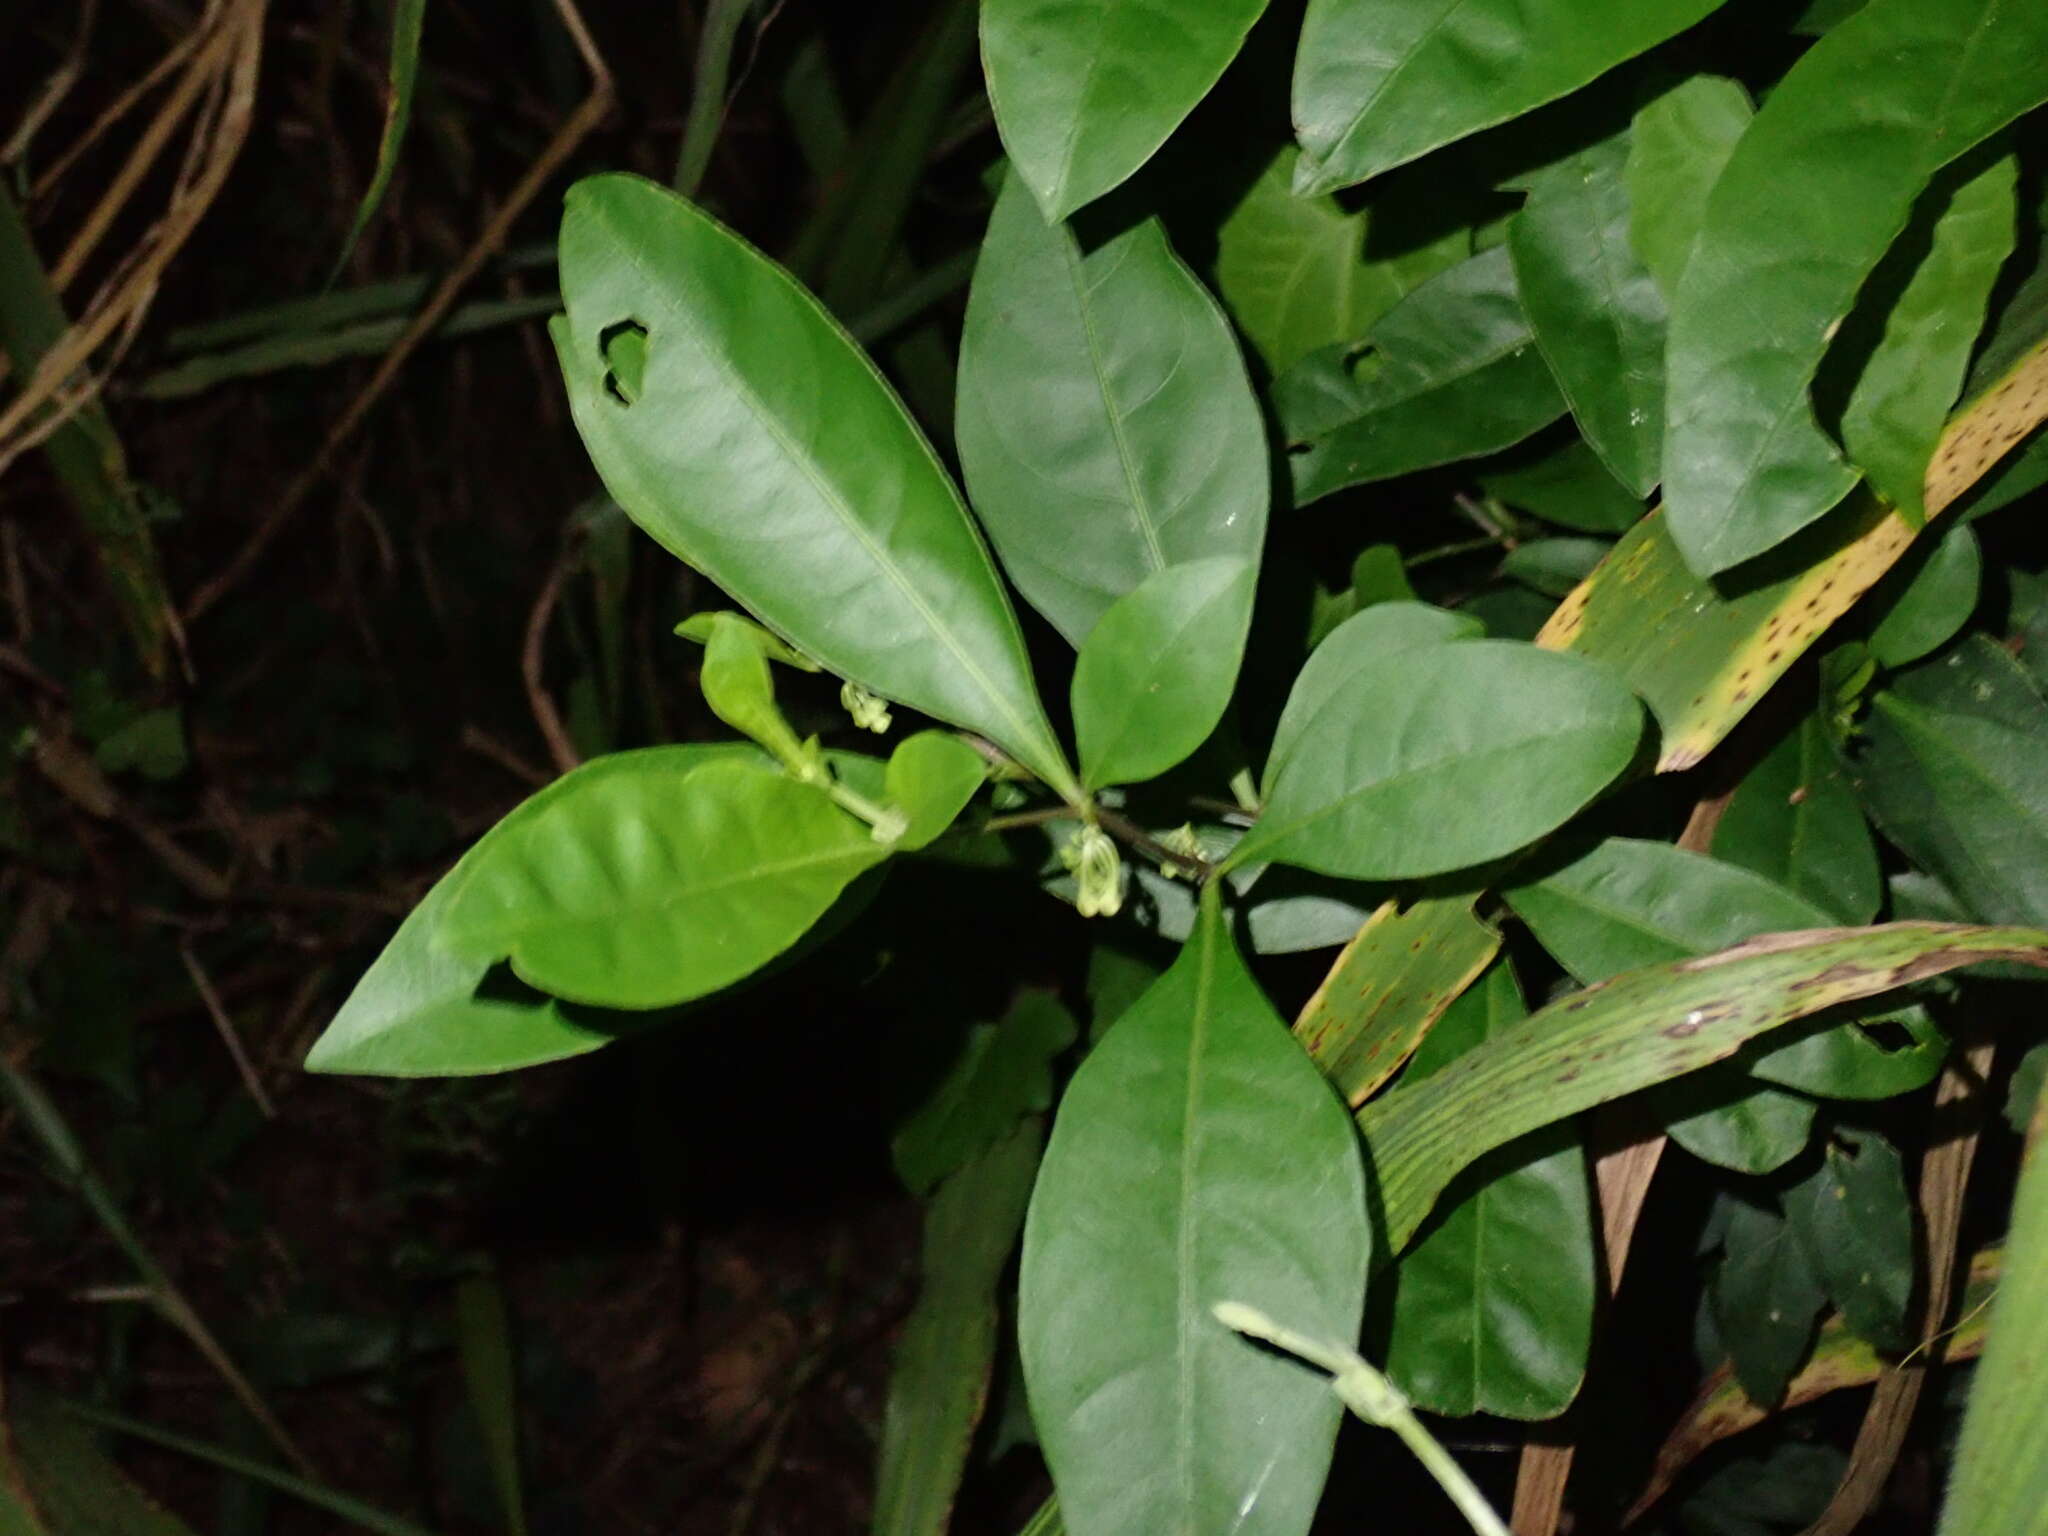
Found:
309,1 -> 2048,1532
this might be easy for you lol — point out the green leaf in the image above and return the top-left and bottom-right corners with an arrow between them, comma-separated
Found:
330,0 -> 426,279
980,0 -> 1270,219
957,175 -> 1268,648
439,754 -> 888,1009
675,610 -> 819,670
1658,1073 -> 1815,1174
1661,0 -> 2048,576
875,1120 -> 1044,1536
885,731 -> 989,851
1625,75 -> 1752,301
1383,961 -> 1594,1419
1214,146 -> 1463,376
454,1272 -> 528,1536
1480,435 -> 1645,534
700,612 -> 813,770
1278,247 -> 1567,504
1851,636 -> 2048,926
1787,1129 -> 1914,1349
893,991 -> 1076,1196
1509,130 -> 1666,496
1866,524 -> 1982,667
1,1387 -> 199,1535
1712,714 -> 1881,924
1712,1196 -> 1828,1406
92,707 -> 187,782
1500,538 -> 1611,599
1290,0 -> 1724,196
1294,894 -> 1501,1105
1074,557 -> 1256,789
1235,639 -> 1641,881
552,173 -> 1075,798
1839,154 -> 2019,524
1359,921 -> 2048,1252
2009,1042 -> 2048,1136
1019,891 -> 1368,1536
1263,601 -> 1483,794
1940,1082 -> 2048,1536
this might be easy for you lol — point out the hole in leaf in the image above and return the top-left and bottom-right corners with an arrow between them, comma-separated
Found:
1342,342 -> 1379,378
1855,1016 -> 1918,1054
600,320 -> 649,406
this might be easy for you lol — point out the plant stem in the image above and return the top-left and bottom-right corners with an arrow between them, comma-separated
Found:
1096,807 -> 1211,880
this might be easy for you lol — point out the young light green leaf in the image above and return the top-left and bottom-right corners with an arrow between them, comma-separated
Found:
893,991 -> 1075,1196
1278,248 -> 1567,504
1290,0 -> 1724,196
1359,922 -> 2048,1252
1074,557 -> 1256,789
1509,130 -> 1667,496
1294,895 -> 1501,1105
439,755 -> 888,1009
885,731 -> 988,851
700,613 -> 812,770
1384,961 -> 1594,1419
1866,524 -> 1982,667
330,0 -> 427,280
957,176 -> 1268,648
1263,601 -> 1483,794
1839,154 -> 2018,524
1787,1129 -> 1914,1350
980,0 -> 1271,219
1481,435 -> 1646,534
1712,1196 -> 1828,1406
1235,640 -> 1641,881
1020,891 -> 1368,1536
1215,146 -> 1465,376
1625,75 -> 1751,301
1851,637 -> 2048,927
875,1120 -> 1044,1536
552,173 -> 1076,798
1662,0 -> 2048,576
674,610 -> 820,670
1713,714 -> 1881,924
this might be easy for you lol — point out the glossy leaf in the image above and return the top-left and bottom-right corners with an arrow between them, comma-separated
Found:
893,991 -> 1076,1196
957,175 -> 1268,647
1290,0 -> 1723,196
439,755 -> 888,1009
1359,921 -> 2048,1251
875,1120 -> 1043,1536
1293,894 -> 1500,1105
1712,714 -> 1881,924
981,0 -> 1270,219
1840,154 -> 2018,523
1851,636 -> 2048,926
1658,1074 -> 1815,1174
1235,639 -> 1641,881
1626,74 -> 1751,301
1941,1087 -> 2048,1536
1661,0 -> 2048,576
1787,1128 -> 1914,1349
1074,557 -> 1256,789
1019,892 -> 1368,1536
1481,436 -> 1645,534
1384,962 -> 1594,1419
1712,1196 -> 1827,1406
1278,247 -> 1566,504
1509,130 -> 1666,495
1866,523 -> 1982,667
1262,601 -> 1483,794
552,173 -> 1075,796
885,731 -> 988,851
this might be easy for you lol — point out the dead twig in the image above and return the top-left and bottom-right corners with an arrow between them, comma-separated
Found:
523,550 -> 581,777
178,943 -> 277,1117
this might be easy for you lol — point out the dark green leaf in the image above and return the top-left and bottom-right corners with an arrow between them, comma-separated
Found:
981,0 -> 1271,218
957,175 -> 1269,647
1290,0 -> 1724,196
1236,639 -> 1641,880
1074,557 -> 1256,789
553,174 -> 1075,797
1278,247 -> 1566,504
1,1387 -> 199,1535
1852,636 -> 2048,926
439,754 -> 888,1009
1713,715 -> 1881,923
875,1121 -> 1044,1536
1481,436 -> 1645,534
1712,1196 -> 1827,1405
331,0 -> 426,279
893,992 -> 1076,1195
453,1273 -> 527,1536
1658,1072 -> 1815,1174
1384,962 -> 1594,1419
1788,1129 -> 1914,1349
1625,74 -> 1751,301
2009,1042 -> 2048,1136
1866,524 -> 1982,667
1501,538 -> 1612,599
1662,0 -> 2048,576
1840,154 -> 2018,523
1509,130 -> 1667,495
1020,892 -> 1368,1536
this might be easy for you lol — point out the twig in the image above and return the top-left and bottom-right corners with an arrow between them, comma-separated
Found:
522,551 -> 580,776
179,943 -> 276,1117
462,723 -> 551,787
184,0 -> 616,621
1,0 -> 100,168
1095,806 -> 1210,879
